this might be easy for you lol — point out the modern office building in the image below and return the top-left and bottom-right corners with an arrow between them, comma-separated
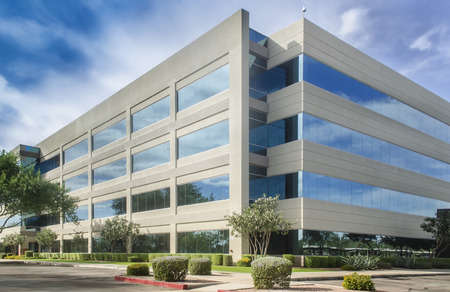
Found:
2,9 -> 449,258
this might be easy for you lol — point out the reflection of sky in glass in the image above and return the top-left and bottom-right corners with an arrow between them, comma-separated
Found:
64,172 -> 88,192
132,187 -> 170,213
64,139 -> 88,164
93,119 -> 126,150
178,120 -> 229,159
250,171 -> 450,217
75,205 -> 89,221
132,142 -> 170,173
0,214 -> 21,228
178,174 -> 229,206
93,197 -> 126,219
93,158 -> 126,184
178,64 -> 229,111
132,96 -> 170,132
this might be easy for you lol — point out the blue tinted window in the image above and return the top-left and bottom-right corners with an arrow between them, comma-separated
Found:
93,197 -> 126,219
132,187 -> 170,213
178,174 -> 229,206
177,64 -> 229,111
75,205 -> 89,221
178,120 -> 229,159
64,139 -> 88,164
249,29 -> 267,46
132,142 -> 170,173
35,154 -> 60,174
93,158 -> 126,185
65,172 -> 89,192
93,119 -> 126,150
178,230 -> 229,253
132,96 -> 170,132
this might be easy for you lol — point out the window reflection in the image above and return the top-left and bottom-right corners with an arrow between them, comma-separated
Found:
178,174 -> 229,206
93,197 -> 126,219
132,142 -> 170,173
64,172 -> 88,192
93,158 -> 126,185
35,154 -> 60,174
177,64 -> 229,111
64,139 -> 88,164
93,119 -> 126,150
133,233 -> 170,253
132,187 -> 170,213
178,120 -> 229,159
177,230 -> 229,253
132,96 -> 170,132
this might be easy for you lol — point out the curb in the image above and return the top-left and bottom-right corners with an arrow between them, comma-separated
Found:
115,276 -> 189,290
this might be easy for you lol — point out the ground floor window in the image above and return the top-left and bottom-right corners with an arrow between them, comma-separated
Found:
63,238 -> 88,253
132,233 -> 170,253
178,230 -> 229,253
92,238 -> 126,253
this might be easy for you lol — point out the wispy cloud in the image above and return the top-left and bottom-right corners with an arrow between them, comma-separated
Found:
338,7 -> 371,48
410,25 -> 448,51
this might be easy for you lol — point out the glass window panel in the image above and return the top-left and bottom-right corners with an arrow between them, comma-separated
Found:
64,172 -> 89,192
177,230 -> 229,254
132,188 -> 170,213
132,233 -> 170,253
177,175 -> 229,206
64,139 -> 88,164
132,96 -> 170,132
178,120 -> 229,159
93,158 -> 126,185
93,119 -> 126,150
93,197 -> 126,219
132,142 -> 170,173
75,205 -> 89,221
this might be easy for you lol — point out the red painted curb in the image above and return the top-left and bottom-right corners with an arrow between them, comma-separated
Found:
115,276 -> 189,290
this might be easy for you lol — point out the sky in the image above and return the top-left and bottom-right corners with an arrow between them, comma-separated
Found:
1,0 -> 450,151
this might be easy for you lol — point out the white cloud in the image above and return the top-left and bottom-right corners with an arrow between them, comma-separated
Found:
337,7 -> 370,48
410,25 -> 447,51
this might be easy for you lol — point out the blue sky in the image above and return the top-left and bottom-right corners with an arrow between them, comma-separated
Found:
1,0 -> 449,151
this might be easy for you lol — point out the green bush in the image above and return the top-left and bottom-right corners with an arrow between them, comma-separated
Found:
328,256 -> 342,268
211,254 -> 223,266
237,257 -> 251,267
393,256 -> 416,269
342,272 -> 375,291
251,257 -> 292,289
431,258 -> 450,269
24,251 -> 33,258
189,258 -> 211,275
148,253 -> 171,262
127,264 -> 150,276
128,256 -> 142,262
283,254 -> 295,265
130,253 -> 148,262
341,264 -> 357,271
341,255 -> 379,270
376,262 -> 392,269
152,256 -> 189,282
242,254 -> 254,261
223,255 -> 232,266
7,253 -> 13,257
1,254 -> 6,259
304,256 -> 329,268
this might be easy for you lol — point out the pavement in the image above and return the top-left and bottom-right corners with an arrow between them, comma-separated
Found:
2,259 -> 450,291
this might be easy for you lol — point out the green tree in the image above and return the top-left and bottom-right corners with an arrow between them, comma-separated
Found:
0,151 -> 79,233
420,211 -> 450,259
226,195 -> 294,258
36,229 -> 58,252
2,233 -> 26,255
100,216 -> 140,257
303,230 -> 335,255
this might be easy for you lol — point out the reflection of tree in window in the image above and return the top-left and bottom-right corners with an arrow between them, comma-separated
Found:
133,234 -> 169,253
111,198 -> 126,215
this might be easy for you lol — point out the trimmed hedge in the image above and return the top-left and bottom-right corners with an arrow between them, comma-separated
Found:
189,258 -> 211,275
223,255 -> 233,266
211,254 -> 223,266
127,264 -> 150,276
24,251 -> 34,258
251,257 -> 292,289
152,256 -> 189,281
237,257 -> 251,267
283,254 -> 295,265
305,256 -> 329,268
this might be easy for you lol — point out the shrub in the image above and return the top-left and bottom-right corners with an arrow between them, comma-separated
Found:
251,257 -> 293,289
211,254 -> 223,266
283,254 -> 295,265
152,256 -> 189,281
127,264 -> 150,276
223,255 -> 232,266
328,256 -> 342,268
237,257 -> 251,267
431,258 -> 450,269
342,272 -> 375,291
24,251 -> 34,258
51,256 -> 58,259
305,256 -> 329,268
148,253 -> 171,262
189,258 -> 211,275
1,254 -> 6,259
341,255 -> 379,270
7,253 -> 13,257
128,256 -> 142,262
341,264 -> 357,271
376,262 -> 392,269
393,256 -> 416,269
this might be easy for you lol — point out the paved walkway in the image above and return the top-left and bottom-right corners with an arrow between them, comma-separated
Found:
2,259 -> 450,291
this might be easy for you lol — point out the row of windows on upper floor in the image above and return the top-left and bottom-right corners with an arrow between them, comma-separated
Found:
64,120 -> 229,191
250,112 -> 449,182
39,64 -> 229,169
249,169 -> 450,218
249,54 -> 450,143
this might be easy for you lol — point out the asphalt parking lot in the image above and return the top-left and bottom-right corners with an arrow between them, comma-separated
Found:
0,263 -> 174,292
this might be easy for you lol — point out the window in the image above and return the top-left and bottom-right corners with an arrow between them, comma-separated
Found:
177,120 -> 229,159
64,172 -> 88,192
64,139 -> 88,164
132,96 -> 170,132
178,174 -> 229,206
92,197 -> 126,219
75,205 -> 89,221
93,119 -> 126,150
177,64 -> 229,111
132,233 -> 170,253
177,230 -> 229,253
93,158 -> 126,185
132,142 -> 170,173
132,187 -> 170,213
35,154 -> 60,174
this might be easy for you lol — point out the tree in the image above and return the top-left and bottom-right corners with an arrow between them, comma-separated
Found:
2,233 -> 26,255
36,229 -> 58,252
0,151 -> 79,233
226,195 -> 294,259
303,230 -> 335,255
100,216 -> 140,257
420,211 -> 450,259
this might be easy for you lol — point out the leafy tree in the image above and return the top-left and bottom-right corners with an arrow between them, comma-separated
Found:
36,229 -> 58,252
303,230 -> 335,255
420,211 -> 450,259
2,233 -> 26,255
100,216 -> 140,257
0,151 -> 79,233
226,195 -> 294,258
346,233 -> 380,254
